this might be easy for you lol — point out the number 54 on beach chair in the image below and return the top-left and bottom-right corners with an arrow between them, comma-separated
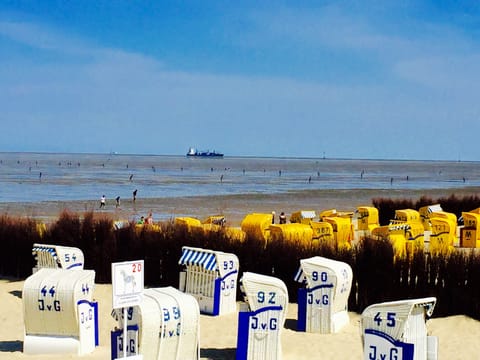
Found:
32,243 -> 84,272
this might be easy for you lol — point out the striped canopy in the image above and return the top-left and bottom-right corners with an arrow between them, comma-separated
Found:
32,246 -> 57,258
32,245 -> 59,267
388,223 -> 411,231
178,247 -> 217,271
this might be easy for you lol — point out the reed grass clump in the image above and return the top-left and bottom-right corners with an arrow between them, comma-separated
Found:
0,215 -> 40,277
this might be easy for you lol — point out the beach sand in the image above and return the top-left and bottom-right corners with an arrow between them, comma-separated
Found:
2,187 -> 479,226
2,188 -> 480,359
2,279 -> 480,360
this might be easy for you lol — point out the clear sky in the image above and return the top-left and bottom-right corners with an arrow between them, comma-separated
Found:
1,1 -> 480,160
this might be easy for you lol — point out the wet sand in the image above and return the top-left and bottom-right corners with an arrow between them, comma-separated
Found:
1,187 -> 478,226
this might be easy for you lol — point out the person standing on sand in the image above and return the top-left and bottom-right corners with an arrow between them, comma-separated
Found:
100,195 -> 106,209
133,189 -> 137,202
115,196 -> 120,208
146,212 -> 153,224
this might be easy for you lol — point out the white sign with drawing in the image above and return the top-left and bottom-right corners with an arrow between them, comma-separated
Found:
112,260 -> 144,309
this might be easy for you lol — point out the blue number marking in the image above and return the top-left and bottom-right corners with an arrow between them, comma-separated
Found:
257,291 -> 276,304
387,312 -> 396,327
224,260 -> 234,270
268,292 -> 276,304
163,308 -> 170,321
172,306 -> 181,320
312,271 -> 328,282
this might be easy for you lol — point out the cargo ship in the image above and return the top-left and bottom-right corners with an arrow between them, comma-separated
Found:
186,147 -> 224,157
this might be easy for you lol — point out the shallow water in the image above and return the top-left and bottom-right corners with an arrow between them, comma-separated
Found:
0,152 -> 478,203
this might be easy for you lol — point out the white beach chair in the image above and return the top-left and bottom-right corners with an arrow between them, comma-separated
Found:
236,272 -> 289,360
111,286 -> 200,360
23,268 -> 97,355
178,246 -> 239,315
361,297 -> 437,360
32,243 -> 85,272
295,256 -> 353,333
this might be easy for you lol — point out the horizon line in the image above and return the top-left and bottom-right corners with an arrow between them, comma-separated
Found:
0,150 -> 475,163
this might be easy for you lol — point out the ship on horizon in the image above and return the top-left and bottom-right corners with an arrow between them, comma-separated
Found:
186,147 -> 224,157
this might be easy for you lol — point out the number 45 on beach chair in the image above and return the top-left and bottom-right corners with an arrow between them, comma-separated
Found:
361,297 -> 438,360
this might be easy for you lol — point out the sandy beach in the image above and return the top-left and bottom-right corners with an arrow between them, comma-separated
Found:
2,187 -> 480,359
2,278 -> 480,360
2,187 -> 479,227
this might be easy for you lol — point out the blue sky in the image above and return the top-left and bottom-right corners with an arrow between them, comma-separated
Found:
1,1 -> 480,160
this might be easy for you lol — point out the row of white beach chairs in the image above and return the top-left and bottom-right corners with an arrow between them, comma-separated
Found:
24,243 -> 438,359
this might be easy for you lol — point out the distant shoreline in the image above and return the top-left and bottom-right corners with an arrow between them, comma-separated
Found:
1,150 -> 479,162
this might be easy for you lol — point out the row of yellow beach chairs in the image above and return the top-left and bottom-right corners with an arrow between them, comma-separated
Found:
220,205 -> 480,259
35,204 -> 480,260
173,210 -> 355,250
240,209 -> 355,250
367,204 -> 480,258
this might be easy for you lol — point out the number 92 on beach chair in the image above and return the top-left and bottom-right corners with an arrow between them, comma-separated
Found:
236,272 -> 289,360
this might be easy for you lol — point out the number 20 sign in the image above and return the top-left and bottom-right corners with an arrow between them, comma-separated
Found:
112,260 -> 144,309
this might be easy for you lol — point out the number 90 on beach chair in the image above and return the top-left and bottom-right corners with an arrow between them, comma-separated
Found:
295,256 -> 353,334
236,272 -> 289,360
178,246 -> 239,316
361,297 -> 437,360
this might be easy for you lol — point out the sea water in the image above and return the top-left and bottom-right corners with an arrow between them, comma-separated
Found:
0,152 -> 479,203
